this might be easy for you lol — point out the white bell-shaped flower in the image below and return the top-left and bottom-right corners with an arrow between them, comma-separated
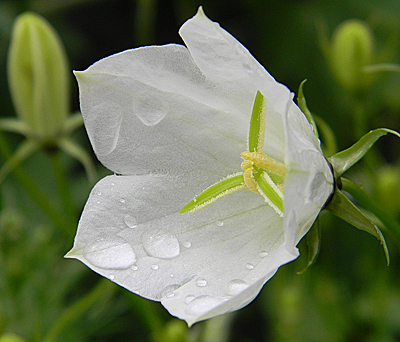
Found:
67,7 -> 334,326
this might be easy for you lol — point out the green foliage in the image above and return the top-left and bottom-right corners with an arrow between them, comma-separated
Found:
0,0 -> 399,341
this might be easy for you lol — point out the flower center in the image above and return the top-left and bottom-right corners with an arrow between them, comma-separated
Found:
180,90 -> 286,217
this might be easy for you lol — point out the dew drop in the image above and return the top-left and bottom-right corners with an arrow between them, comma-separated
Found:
110,182 -> 115,186
185,296 -> 223,316
123,214 -> 137,228
151,264 -> 159,270
183,241 -> 192,248
109,274 -> 115,280
142,229 -> 180,259
196,277 -> 207,287
83,235 -> 136,270
119,198 -> 126,204
259,250 -> 269,258
185,294 -> 196,304
131,264 -> 138,271
226,279 -> 248,296
216,220 -> 224,227
243,63 -> 253,73
245,263 -> 254,270
134,97 -> 167,126
169,274 -> 174,278
86,102 -> 123,156
160,284 -> 180,299
97,191 -> 102,196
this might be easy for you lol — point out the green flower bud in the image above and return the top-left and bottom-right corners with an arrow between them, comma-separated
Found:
7,12 -> 69,142
330,20 -> 374,92
0,334 -> 27,342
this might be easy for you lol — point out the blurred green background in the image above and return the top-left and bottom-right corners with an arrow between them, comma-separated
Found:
0,0 -> 399,341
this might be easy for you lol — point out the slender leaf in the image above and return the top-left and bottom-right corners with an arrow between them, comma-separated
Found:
329,128 -> 400,178
325,189 -> 389,265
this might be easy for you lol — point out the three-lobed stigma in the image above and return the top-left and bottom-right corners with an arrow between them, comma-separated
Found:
180,90 -> 286,217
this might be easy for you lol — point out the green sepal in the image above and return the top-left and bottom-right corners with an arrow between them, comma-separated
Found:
329,128 -> 400,178
0,118 -> 29,136
298,219 -> 321,274
297,80 -> 318,138
0,139 -> 39,184
313,115 -> 338,157
180,174 -> 245,214
341,177 -> 400,241
325,188 -> 389,265
248,90 -> 266,153
58,138 -> 97,184
363,63 -> 400,74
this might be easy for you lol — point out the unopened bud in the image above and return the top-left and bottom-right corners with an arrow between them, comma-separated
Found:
7,12 -> 69,142
330,20 -> 374,92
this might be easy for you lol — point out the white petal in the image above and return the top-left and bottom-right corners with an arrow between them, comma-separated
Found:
67,174 -> 298,325
179,7 -> 291,143
282,96 -> 334,243
76,44 -> 249,176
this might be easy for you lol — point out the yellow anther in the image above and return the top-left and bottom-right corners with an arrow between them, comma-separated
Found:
242,162 -> 259,194
240,160 -> 252,172
241,151 -> 287,176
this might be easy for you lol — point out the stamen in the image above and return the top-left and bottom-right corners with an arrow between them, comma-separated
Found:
243,167 -> 259,194
248,90 -> 266,153
180,173 -> 246,213
257,172 -> 284,217
241,151 -> 286,176
180,89 -> 287,217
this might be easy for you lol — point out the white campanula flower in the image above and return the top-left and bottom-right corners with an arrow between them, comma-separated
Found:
67,8 -> 334,326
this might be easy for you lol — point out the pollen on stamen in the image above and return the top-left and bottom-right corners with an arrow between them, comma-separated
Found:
185,184 -> 247,213
180,172 -> 246,214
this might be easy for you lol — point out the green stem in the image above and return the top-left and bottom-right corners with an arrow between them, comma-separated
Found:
0,134 -> 74,236
342,177 -> 400,241
43,279 -> 115,342
48,150 -> 76,221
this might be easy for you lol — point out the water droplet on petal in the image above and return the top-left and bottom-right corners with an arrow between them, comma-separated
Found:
183,241 -> 191,248
245,263 -> 254,270
243,63 -> 253,73
131,264 -> 138,271
226,279 -> 248,296
216,220 -> 224,227
196,277 -> 207,287
142,229 -> 180,259
84,236 -> 136,270
259,250 -> 269,258
169,274 -> 174,278
185,294 -> 196,304
123,214 -> 137,228
160,284 -> 180,299
86,102 -> 123,156
120,198 -> 126,204
185,296 -> 223,316
134,97 -> 167,126
151,264 -> 159,270
97,191 -> 102,196
109,274 -> 115,280
110,182 -> 115,186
